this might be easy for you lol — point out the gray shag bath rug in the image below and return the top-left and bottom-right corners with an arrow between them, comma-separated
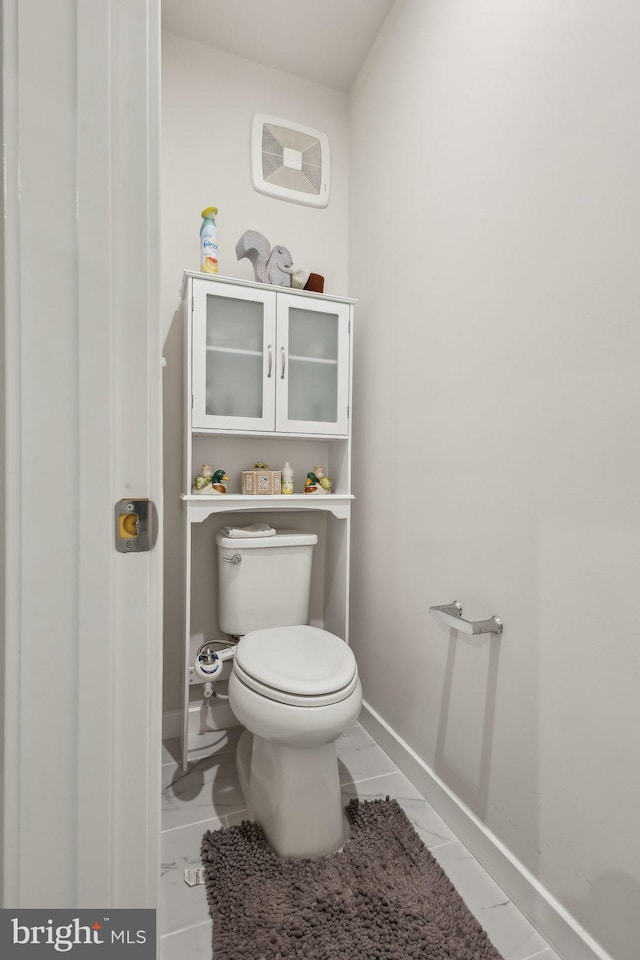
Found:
201,797 -> 505,959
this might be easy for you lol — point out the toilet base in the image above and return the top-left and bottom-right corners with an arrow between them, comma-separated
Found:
236,728 -> 349,859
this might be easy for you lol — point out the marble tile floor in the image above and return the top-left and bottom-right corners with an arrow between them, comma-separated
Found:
160,722 -> 562,960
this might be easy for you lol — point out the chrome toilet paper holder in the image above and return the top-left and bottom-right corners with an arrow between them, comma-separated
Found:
429,601 -> 503,635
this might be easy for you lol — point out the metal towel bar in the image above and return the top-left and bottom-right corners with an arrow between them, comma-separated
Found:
429,601 -> 503,635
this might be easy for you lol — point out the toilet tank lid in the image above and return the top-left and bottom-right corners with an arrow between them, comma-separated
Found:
216,529 -> 318,549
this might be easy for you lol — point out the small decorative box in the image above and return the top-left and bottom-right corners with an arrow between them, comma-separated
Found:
241,470 -> 282,495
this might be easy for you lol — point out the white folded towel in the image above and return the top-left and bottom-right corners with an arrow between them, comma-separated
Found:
218,522 -> 276,538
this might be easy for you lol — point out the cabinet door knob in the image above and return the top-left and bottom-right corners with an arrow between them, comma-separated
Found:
267,344 -> 273,378
281,346 -> 287,379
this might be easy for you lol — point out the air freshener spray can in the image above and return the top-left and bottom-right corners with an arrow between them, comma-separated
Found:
200,206 -> 218,273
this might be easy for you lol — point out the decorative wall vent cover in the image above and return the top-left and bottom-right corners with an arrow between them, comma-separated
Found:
251,114 -> 330,208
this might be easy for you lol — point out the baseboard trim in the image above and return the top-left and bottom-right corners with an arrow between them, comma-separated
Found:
360,700 -> 614,960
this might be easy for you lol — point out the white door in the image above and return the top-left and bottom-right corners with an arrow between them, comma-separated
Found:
275,294 -> 351,435
2,0 -> 162,909
191,280 -> 277,432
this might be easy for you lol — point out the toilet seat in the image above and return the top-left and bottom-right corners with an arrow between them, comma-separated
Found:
234,625 -> 358,707
233,661 -> 360,707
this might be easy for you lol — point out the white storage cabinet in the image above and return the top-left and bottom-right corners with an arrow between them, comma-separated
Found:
178,272 -> 356,770
190,277 -> 351,435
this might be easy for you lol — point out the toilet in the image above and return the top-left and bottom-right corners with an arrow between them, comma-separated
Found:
216,528 -> 362,858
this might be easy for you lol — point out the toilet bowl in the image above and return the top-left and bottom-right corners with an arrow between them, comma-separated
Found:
215,528 -> 362,857
228,624 -> 362,858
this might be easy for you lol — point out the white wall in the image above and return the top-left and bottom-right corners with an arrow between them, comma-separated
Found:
161,33 -> 349,710
349,3 -> 640,959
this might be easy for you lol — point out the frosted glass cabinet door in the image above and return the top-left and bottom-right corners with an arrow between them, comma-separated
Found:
275,294 -> 350,435
191,280 -> 277,430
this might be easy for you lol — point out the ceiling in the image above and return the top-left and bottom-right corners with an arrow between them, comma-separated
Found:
161,0 -> 396,92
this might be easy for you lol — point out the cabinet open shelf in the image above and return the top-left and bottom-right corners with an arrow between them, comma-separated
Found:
182,492 -> 354,521
192,429 -> 349,440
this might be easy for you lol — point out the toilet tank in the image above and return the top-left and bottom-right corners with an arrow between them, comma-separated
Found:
216,529 -> 318,636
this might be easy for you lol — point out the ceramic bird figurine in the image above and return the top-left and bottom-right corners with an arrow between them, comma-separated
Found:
304,470 -> 332,495
210,468 -> 230,494
235,230 -> 293,286
193,466 -> 230,495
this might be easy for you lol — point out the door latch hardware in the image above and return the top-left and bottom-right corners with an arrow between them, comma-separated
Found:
114,499 -> 158,553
